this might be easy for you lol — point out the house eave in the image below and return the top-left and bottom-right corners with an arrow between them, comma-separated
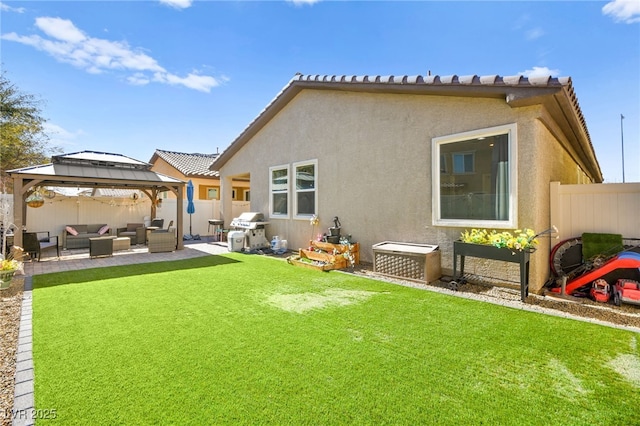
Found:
211,73 -> 602,182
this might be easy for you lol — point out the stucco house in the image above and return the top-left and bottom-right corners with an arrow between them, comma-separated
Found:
149,149 -> 250,201
211,73 -> 603,293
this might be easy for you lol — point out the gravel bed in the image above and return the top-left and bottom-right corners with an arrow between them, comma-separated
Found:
0,276 -> 23,426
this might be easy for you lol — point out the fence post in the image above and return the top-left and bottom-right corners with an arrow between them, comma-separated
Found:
549,182 -> 562,241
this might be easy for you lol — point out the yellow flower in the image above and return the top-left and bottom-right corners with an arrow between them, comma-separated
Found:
460,227 -> 544,252
1,259 -> 20,271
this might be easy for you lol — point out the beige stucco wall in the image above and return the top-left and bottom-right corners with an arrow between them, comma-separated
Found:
219,89 -> 593,293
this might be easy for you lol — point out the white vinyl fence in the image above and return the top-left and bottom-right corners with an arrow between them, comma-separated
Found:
550,181 -> 640,241
0,194 -> 250,241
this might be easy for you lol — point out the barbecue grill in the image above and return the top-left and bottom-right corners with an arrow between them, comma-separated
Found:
229,212 -> 270,250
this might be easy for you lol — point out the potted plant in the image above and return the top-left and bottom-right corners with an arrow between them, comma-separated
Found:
452,226 -> 558,301
0,256 -> 21,290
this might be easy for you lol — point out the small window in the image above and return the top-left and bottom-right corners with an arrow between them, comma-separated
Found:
452,152 -> 475,174
206,188 -> 219,200
269,165 -> 289,217
293,160 -> 317,218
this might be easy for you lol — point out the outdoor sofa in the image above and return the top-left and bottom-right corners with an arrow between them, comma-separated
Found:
62,224 -> 112,249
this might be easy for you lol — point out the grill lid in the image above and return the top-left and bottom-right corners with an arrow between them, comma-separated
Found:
230,212 -> 269,229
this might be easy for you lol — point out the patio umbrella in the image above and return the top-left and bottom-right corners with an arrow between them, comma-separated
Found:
186,180 -> 195,237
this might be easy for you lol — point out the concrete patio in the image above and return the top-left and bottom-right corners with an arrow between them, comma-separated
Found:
22,237 -> 231,276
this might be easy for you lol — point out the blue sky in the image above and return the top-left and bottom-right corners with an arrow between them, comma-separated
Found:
1,0 -> 639,182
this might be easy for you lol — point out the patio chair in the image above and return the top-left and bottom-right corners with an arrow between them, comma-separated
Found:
22,231 -> 59,261
153,220 -> 174,233
148,227 -> 177,253
117,223 -> 146,245
150,218 -> 164,228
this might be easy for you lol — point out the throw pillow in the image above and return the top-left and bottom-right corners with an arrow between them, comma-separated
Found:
65,226 -> 79,236
98,225 -> 110,235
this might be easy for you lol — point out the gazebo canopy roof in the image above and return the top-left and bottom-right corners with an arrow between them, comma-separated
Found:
8,151 -> 183,190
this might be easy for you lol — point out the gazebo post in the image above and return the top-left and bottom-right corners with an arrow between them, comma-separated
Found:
176,185 -> 184,250
145,188 -> 159,220
11,177 -> 24,248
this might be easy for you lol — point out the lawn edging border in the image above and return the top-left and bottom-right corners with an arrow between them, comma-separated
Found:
12,276 -> 35,426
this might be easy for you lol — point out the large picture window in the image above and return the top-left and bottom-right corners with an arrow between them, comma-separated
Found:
293,160 -> 317,217
432,124 -> 517,228
269,165 -> 289,217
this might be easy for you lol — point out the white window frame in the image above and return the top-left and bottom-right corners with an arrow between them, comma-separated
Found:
293,159 -> 318,220
432,123 -> 518,228
269,164 -> 290,219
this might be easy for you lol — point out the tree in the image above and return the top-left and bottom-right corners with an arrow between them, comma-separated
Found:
0,71 -> 60,192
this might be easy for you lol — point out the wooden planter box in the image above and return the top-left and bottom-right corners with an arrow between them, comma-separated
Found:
309,240 -> 360,265
287,240 -> 359,272
452,240 -> 533,302
288,249 -> 346,271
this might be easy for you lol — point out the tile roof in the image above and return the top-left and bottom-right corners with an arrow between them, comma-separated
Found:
152,149 -> 219,177
212,72 -> 601,182
293,73 -> 567,86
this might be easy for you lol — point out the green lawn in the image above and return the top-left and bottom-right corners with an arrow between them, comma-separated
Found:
32,254 -> 639,424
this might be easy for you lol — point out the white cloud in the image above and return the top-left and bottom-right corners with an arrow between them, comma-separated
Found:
287,0 -> 321,6
518,66 -> 561,78
159,0 -> 192,9
602,0 -> 640,24
0,2 -> 25,13
36,17 -> 86,43
153,71 -> 221,93
127,73 -> 151,86
43,122 -> 85,148
1,16 -> 222,92
525,27 -> 544,41
603,0 -> 640,24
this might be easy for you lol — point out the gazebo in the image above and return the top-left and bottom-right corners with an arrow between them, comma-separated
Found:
7,151 -> 186,249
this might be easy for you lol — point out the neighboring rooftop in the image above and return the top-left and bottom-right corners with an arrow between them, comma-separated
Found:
151,150 -> 219,177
